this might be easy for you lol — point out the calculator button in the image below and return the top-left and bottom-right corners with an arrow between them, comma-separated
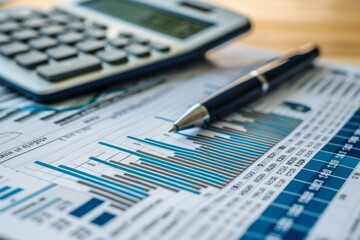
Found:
50,14 -> 71,25
11,29 -> 38,42
37,56 -> 102,82
0,22 -> 21,33
151,42 -> 171,52
71,15 -> 85,22
40,25 -> 65,36
22,18 -> 48,29
97,49 -> 128,65
0,34 -> 10,45
119,32 -> 133,38
32,10 -> 48,18
132,37 -> 150,45
52,8 -> 68,14
47,45 -> 77,60
11,10 -> 33,22
58,32 -> 84,45
15,51 -> 48,69
92,22 -> 107,30
85,29 -> 107,39
0,42 -> 29,58
76,40 -> 105,53
29,37 -> 57,50
36,10 -> 53,19
126,44 -> 151,58
109,37 -> 130,48
66,22 -> 86,32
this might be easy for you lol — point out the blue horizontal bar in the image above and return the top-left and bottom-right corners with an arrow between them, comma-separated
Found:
91,211 -> 116,226
0,188 -> 23,200
70,198 -> 104,218
0,186 -> 11,193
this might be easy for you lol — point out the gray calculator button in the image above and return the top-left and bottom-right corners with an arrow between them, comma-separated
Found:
92,22 -> 107,30
97,49 -> 128,65
0,34 -> 10,45
119,32 -> 133,38
29,37 -> 57,50
109,37 -> 130,48
58,32 -> 84,45
151,42 -> 171,52
11,10 -> 33,21
15,51 -> 48,69
132,37 -> 150,45
85,29 -> 106,39
0,22 -> 21,33
47,45 -> 77,60
11,29 -> 38,41
37,56 -> 102,82
0,42 -> 29,58
40,25 -> 65,36
50,14 -> 71,25
72,15 -> 85,22
76,40 -> 105,53
32,10 -> 48,18
126,44 -> 151,58
66,22 -> 85,32
22,18 -> 48,29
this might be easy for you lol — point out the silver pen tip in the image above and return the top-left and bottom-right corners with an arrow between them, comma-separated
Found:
168,125 -> 178,133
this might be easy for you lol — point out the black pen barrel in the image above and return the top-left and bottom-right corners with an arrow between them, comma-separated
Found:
202,43 -> 319,122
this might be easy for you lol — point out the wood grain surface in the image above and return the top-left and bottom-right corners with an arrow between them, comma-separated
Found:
2,0 -> 360,65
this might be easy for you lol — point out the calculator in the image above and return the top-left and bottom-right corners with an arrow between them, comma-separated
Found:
0,0 -> 250,102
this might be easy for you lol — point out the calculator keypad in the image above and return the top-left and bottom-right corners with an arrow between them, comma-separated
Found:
0,8 -> 172,82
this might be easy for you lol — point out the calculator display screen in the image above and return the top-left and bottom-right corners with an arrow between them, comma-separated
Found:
82,0 -> 213,39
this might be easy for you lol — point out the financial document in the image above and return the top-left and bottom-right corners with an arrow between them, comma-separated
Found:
0,45 -> 359,240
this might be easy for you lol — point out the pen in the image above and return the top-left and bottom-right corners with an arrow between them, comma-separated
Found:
169,43 -> 320,132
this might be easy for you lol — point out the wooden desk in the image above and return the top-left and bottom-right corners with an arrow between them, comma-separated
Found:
2,0 -> 360,65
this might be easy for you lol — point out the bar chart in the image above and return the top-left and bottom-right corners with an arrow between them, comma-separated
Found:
29,108 -> 302,220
